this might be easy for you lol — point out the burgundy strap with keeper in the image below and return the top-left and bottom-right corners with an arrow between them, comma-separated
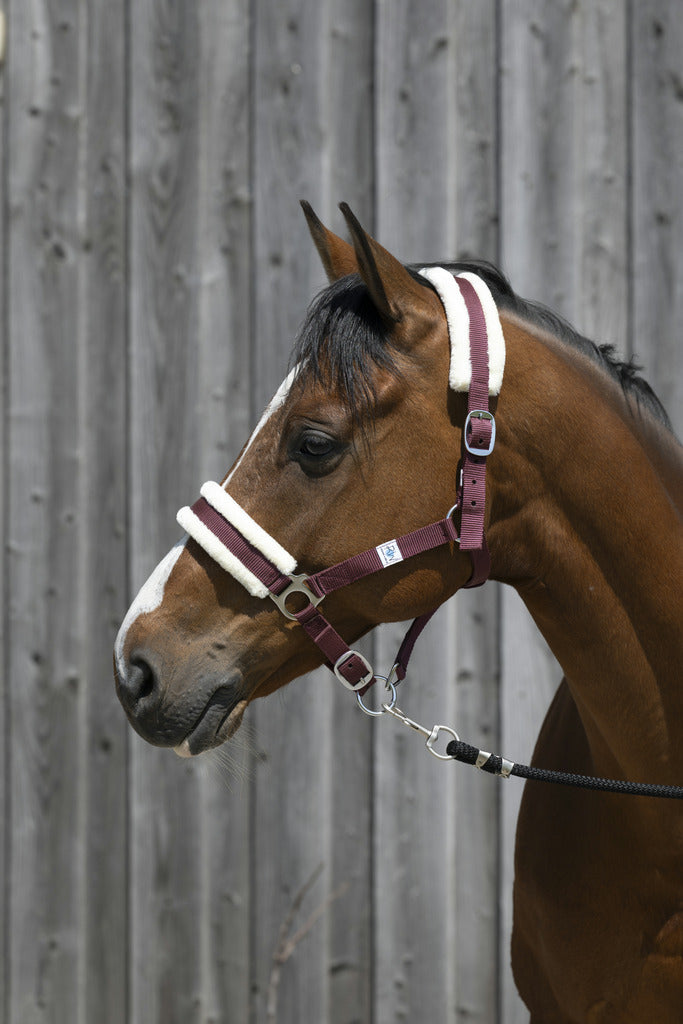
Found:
457,276 -> 493,587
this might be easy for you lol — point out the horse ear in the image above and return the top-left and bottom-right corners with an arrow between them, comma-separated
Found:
339,203 -> 427,326
300,201 -> 358,282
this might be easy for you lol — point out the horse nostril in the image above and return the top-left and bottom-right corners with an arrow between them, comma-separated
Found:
119,652 -> 158,710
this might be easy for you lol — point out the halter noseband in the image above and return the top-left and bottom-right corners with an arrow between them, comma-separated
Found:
176,270 -> 503,699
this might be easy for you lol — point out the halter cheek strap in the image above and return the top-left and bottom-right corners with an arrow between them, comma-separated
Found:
176,271 -> 503,695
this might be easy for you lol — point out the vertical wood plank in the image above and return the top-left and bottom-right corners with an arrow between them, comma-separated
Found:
193,1 -> 253,1019
0,10 -> 7,1018
374,3 -> 460,1021
631,1 -> 683,436
5,0 -> 92,1019
499,3 -> 629,1019
82,0 -> 128,1020
128,3 -> 205,1021
249,4 -> 375,1023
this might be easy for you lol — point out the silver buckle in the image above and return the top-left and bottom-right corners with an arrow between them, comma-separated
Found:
464,410 -> 496,457
333,650 -> 374,691
269,574 -> 324,621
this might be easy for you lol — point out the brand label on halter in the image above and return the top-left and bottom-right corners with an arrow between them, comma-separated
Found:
376,540 -> 403,569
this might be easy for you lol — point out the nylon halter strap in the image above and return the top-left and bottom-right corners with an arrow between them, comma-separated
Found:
176,271 -> 500,695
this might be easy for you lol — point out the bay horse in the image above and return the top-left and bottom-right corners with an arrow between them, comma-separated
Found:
114,203 -> 683,1022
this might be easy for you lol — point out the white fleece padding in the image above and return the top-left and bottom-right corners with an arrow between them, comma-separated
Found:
200,482 -> 297,575
419,266 -> 506,395
176,481 -> 298,600
457,271 -> 506,394
176,505 -> 270,598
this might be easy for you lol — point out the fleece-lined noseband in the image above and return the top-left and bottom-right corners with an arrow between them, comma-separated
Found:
176,270 -> 505,696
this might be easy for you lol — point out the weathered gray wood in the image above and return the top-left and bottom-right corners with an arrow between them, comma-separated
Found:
192,3 -> 253,1020
631,2 -> 683,437
5,1 -> 92,1020
0,16 -> 6,1021
499,3 -> 630,1019
81,1 -> 129,1021
0,16 -> 5,1015
127,3 -> 206,1021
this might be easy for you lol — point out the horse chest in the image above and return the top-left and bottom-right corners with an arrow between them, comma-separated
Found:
513,771 -> 683,1022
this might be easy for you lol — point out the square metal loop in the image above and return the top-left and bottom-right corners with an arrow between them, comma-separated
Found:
269,574 -> 325,621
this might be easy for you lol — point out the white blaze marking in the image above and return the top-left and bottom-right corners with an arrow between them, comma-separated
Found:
114,539 -> 186,680
116,369 -> 297,683
224,367 -> 297,487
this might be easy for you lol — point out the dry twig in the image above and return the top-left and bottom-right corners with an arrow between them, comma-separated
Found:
266,863 -> 350,1023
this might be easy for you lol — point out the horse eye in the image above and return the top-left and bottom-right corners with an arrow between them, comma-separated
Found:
290,429 -> 344,476
298,432 -> 335,458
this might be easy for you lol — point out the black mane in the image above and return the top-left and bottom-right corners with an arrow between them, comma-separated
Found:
290,275 -> 396,422
291,262 -> 674,434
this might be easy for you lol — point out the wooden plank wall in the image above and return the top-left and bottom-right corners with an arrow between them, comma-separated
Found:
1,2 -> 681,1022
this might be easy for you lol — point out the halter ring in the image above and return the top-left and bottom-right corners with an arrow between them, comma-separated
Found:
356,679 -> 398,717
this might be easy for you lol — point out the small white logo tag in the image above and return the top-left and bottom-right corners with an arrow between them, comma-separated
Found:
376,540 -> 403,569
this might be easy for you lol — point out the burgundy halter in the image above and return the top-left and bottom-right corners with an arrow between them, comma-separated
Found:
178,274 -> 496,700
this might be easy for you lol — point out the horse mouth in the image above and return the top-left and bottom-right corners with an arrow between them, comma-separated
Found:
174,690 -> 248,758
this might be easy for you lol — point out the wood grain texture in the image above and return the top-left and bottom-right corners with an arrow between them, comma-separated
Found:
0,14 -> 5,1015
81,1 -> 128,1021
5,1 -> 91,1019
128,2 -> 205,1021
193,2 -> 253,1020
631,2 -> 683,435
2,3 -> 682,1023
0,14 -> 6,1020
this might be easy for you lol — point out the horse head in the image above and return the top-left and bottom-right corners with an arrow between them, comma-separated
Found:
114,204 -> 497,755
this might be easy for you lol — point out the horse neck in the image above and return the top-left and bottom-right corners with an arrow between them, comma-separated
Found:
489,317 -> 683,781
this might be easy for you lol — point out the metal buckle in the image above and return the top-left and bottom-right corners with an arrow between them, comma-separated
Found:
333,650 -> 375,691
269,574 -> 324,621
464,410 -> 496,457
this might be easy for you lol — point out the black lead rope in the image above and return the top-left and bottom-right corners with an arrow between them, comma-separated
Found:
447,739 -> 683,799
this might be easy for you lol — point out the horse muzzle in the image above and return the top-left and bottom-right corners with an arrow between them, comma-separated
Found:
115,647 -> 247,754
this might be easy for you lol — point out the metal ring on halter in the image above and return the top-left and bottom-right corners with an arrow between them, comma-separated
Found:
447,502 -> 461,544
356,678 -> 398,717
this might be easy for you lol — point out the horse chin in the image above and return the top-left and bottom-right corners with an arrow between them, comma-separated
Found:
174,696 -> 248,758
